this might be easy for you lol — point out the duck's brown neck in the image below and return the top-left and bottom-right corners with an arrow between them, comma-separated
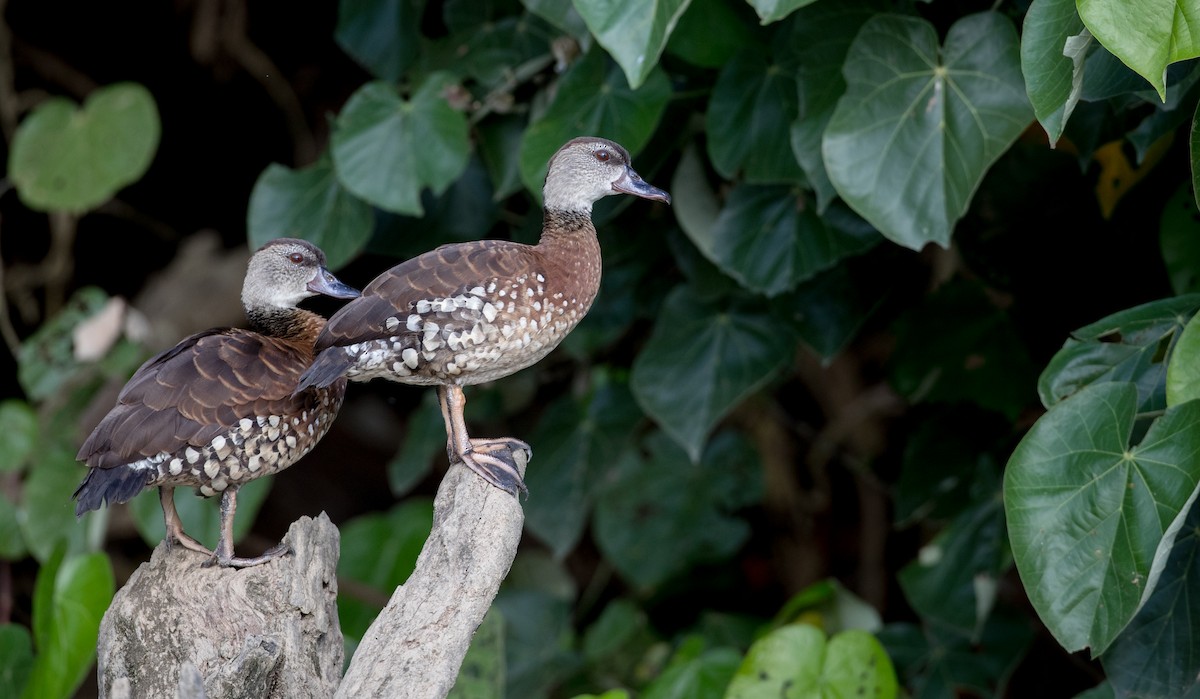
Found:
538,207 -> 603,306
246,307 -> 326,347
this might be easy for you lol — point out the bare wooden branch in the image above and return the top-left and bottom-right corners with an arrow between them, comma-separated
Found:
336,452 -> 527,699
96,513 -> 343,699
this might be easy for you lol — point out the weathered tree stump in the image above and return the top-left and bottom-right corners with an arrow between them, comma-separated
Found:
97,513 -> 343,699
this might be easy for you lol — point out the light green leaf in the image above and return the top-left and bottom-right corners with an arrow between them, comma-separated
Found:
247,157 -> 374,270
1038,294 -> 1200,413
524,383 -> 643,558
334,0 -> 422,82
128,477 -> 273,554
8,82 -> 159,213
448,610 -> 505,699
0,624 -> 33,698
0,400 -> 37,473
593,432 -> 761,591
823,12 -> 1032,249
519,48 -> 670,199
332,75 -> 471,216
1160,181 -> 1200,295
337,499 -> 434,645
724,625 -> 898,699
22,552 -> 114,699
1022,0 -> 1089,145
630,286 -> 796,461
1005,382 -> 1200,654
708,49 -> 805,184
770,579 -> 882,635
1170,310 -> 1200,407
748,0 -> 818,24
1077,0 -> 1200,100
784,0 -> 879,211
572,0 -> 692,88
1101,501 -> 1200,699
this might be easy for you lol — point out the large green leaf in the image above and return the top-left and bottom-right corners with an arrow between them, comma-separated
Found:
823,12 -> 1032,250
247,157 -> 374,270
1021,0 -> 1089,146
784,1 -> 879,210
1102,501 -> 1200,699
643,643 -> 740,699
332,75 -> 471,216
523,382 -> 643,558
127,476 -> 273,553
22,551 -> 114,699
1077,0 -> 1200,100
630,285 -> 796,461
334,0 -> 422,82
0,400 -> 37,474
337,499 -> 434,645
1160,181 -> 1200,295
707,49 -> 805,184
1169,310 -> 1200,406
0,625 -> 33,698
8,82 -> 160,213
519,48 -> 670,198
878,615 -> 1032,698
593,432 -> 761,591
748,0 -> 817,24
1005,382 -> 1200,654
724,625 -> 898,699
572,0 -> 691,88
1038,294 -> 1200,412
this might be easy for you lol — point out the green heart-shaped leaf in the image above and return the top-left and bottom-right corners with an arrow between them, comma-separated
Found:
823,12 -> 1031,249
725,625 -> 898,699
748,0 -> 817,24
707,49 -> 804,184
630,285 -> 796,461
1021,0 -> 1089,146
1077,0 -> 1200,101
519,48 -> 670,198
9,82 -> 160,213
572,0 -> 691,88
332,75 -> 471,216
247,157 -> 374,270
1005,381 -> 1200,654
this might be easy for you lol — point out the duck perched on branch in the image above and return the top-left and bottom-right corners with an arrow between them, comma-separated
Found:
74,238 -> 359,567
296,137 -> 670,495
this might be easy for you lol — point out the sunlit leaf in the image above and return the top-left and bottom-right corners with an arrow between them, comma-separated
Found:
247,157 -> 374,270
128,476 -> 273,554
1102,502 -> 1200,699
631,285 -> 796,460
1077,0 -> 1200,100
22,551 -> 114,699
572,0 -> 691,89
708,49 -> 805,184
335,0 -> 422,82
8,82 -> 159,213
1038,294 -> 1200,412
519,48 -> 670,198
332,75 -> 471,216
725,625 -> 898,699
823,12 -> 1031,249
1005,382 -> 1200,654
337,499 -> 434,645
770,579 -> 882,635
1021,0 -> 1088,146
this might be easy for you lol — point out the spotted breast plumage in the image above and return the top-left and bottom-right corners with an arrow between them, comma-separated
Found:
74,238 -> 359,567
296,136 -> 670,495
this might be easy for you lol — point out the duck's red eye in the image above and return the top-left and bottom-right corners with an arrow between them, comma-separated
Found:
595,149 -> 611,162
288,252 -> 305,264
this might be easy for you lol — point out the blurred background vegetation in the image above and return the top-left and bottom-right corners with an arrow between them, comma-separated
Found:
1,0 -> 1198,697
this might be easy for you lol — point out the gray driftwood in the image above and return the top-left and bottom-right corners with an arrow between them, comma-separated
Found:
97,513 -> 343,699
97,451 -> 526,698
337,453 -> 527,698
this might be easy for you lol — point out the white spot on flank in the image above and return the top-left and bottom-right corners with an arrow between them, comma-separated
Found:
185,447 -> 200,464
470,286 -> 485,296
204,460 -> 220,479
407,314 -> 423,332
536,274 -> 545,283
417,299 -> 432,314
482,303 -> 498,322
386,316 -> 400,332
402,348 -> 418,369
286,435 -> 297,449
239,418 -> 252,431
269,415 -> 280,427
169,459 -> 183,475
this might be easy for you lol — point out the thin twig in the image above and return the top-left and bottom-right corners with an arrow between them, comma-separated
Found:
43,211 -> 77,316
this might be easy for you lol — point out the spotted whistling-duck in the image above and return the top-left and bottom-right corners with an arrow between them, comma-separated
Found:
74,238 -> 359,567
295,137 -> 670,495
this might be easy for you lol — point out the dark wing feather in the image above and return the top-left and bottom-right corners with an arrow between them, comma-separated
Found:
79,328 -> 314,471
315,240 -> 542,351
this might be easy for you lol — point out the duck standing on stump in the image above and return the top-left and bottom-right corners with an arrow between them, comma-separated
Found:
74,238 -> 360,568
295,137 -> 670,495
